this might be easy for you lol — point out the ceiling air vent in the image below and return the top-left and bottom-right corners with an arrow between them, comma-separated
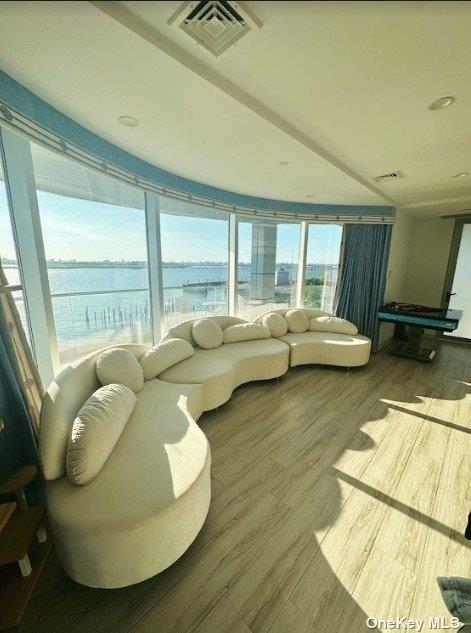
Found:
372,171 -> 405,183
168,1 -> 262,58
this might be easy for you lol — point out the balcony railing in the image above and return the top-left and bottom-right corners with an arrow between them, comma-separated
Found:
50,287 -> 152,363
49,281 -> 232,361
10,272 -> 336,365
162,280 -> 228,329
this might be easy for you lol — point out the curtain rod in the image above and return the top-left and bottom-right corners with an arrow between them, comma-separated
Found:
0,101 -> 394,225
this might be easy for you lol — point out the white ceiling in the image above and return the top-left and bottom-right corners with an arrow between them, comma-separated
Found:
401,197 -> 471,219
0,0 -> 470,213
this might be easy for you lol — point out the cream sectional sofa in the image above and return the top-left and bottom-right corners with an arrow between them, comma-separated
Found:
40,345 -> 210,589
253,308 -> 371,368
40,311 -> 370,589
159,316 -> 289,410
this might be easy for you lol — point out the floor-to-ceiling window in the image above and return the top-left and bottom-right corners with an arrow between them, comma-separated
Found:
237,218 -> 300,320
1,121 -> 350,380
159,197 -> 229,329
304,223 -> 343,313
0,161 -> 17,285
30,143 -> 151,364
0,154 -> 30,339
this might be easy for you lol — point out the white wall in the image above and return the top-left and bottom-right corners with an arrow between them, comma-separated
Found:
384,210 -> 412,302
379,212 -> 455,347
402,217 -> 454,306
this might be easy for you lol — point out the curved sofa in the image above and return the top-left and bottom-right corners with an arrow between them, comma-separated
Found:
40,310 -> 371,589
40,344 -> 210,589
159,316 -> 289,410
253,308 -> 371,368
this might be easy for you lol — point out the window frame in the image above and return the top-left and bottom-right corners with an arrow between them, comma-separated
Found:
0,126 -> 59,384
302,221 -> 345,313
235,216 -> 303,319
159,197 -> 231,328
0,123 -> 346,385
32,142 -> 152,366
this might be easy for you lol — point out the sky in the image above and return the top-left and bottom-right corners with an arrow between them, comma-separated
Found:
0,186 -> 342,265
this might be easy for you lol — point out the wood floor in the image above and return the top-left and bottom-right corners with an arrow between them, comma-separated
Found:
19,342 -> 471,633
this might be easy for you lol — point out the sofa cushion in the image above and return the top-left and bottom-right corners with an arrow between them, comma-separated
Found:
140,338 -> 194,381
261,312 -> 288,338
40,344 -> 148,482
309,316 -> 358,336
159,338 -> 289,410
280,331 -> 371,367
96,348 -> 144,394
162,316 -> 245,346
192,319 -> 224,349
67,384 -> 136,485
223,323 -> 270,344
285,309 -> 309,333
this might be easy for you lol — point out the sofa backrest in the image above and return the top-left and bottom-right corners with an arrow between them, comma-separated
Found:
40,343 -> 148,481
161,316 -> 246,346
252,307 -> 330,324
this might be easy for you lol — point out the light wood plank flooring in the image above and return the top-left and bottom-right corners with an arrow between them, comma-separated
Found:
18,342 -> 471,633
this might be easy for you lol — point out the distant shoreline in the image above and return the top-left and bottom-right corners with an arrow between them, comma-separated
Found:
2,261 -> 338,269
3,261 -> 230,269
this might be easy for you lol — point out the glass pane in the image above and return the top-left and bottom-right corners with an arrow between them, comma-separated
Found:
11,289 -> 30,345
31,143 -> 151,363
275,222 -> 299,312
304,224 -> 343,313
160,197 -> 229,329
51,290 -> 151,365
0,151 -> 21,285
237,219 -> 300,320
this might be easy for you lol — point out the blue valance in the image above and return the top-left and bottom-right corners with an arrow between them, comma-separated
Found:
0,69 -> 395,223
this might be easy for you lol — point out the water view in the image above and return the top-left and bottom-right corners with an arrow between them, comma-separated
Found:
5,260 -> 337,362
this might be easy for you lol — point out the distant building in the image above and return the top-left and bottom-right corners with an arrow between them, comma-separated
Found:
275,267 -> 290,285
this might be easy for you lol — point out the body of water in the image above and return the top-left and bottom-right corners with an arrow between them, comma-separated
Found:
4,263 -> 335,358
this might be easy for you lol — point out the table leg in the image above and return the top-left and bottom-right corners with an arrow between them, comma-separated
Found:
406,326 -> 424,353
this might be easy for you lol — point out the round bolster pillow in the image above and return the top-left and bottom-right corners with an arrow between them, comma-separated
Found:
223,323 -> 270,343
261,312 -> 288,338
96,347 -> 144,394
67,384 -> 136,485
285,309 -> 309,333
140,338 -> 194,380
192,319 -> 224,349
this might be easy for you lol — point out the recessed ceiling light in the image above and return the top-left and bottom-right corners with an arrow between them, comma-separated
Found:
452,171 -> 469,178
118,115 -> 139,127
428,96 -> 456,111
278,161 -> 290,167
305,194 -> 316,199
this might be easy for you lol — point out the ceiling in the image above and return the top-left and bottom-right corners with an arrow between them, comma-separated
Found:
0,1 -> 470,214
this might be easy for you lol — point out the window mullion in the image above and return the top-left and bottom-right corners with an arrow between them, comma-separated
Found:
145,192 -> 164,342
228,213 -> 238,316
296,221 -> 308,308
0,126 -> 59,384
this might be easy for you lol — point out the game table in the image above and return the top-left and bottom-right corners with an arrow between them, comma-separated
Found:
377,304 -> 462,362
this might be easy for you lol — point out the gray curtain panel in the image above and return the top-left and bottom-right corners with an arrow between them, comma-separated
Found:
0,297 -> 40,500
335,223 -> 392,350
